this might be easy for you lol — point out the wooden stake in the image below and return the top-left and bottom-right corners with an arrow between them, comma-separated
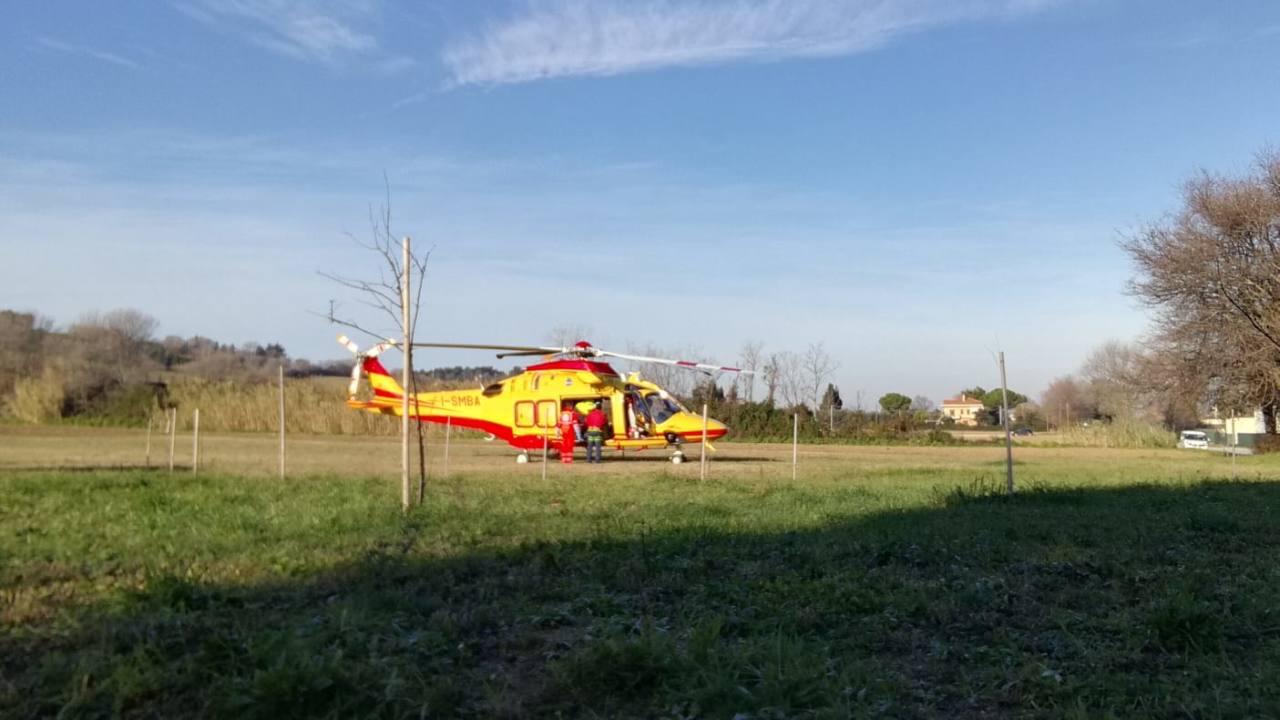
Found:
278,364 -> 286,479
1223,412 -> 1233,479
191,409 -> 200,474
168,408 -> 176,473
999,351 -> 1014,495
542,428 -> 549,482
700,403 -> 709,481
145,413 -> 153,468
792,412 -> 799,481
444,416 -> 452,478
400,236 -> 411,512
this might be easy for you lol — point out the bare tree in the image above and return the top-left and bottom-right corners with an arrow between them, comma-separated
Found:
1080,340 -> 1147,421
323,192 -> 431,510
910,395 -> 934,412
547,323 -> 594,348
1123,150 -> 1280,431
801,342 -> 838,410
776,351 -> 805,409
762,352 -> 782,405
737,340 -> 763,402
1040,375 -> 1092,429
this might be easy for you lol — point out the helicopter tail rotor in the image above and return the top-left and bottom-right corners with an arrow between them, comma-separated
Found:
337,335 -> 403,400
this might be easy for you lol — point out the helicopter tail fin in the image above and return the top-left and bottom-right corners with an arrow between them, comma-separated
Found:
362,355 -> 405,400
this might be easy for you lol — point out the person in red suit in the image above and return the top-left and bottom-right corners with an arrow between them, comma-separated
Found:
584,401 -> 607,463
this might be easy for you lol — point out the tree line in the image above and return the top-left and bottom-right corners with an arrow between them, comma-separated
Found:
0,308 -> 506,425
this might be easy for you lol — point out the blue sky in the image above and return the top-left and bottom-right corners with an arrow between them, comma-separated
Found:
2,0 -> 1278,406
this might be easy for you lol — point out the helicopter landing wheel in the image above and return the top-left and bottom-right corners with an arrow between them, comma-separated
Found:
670,451 -> 686,465
516,452 -> 530,464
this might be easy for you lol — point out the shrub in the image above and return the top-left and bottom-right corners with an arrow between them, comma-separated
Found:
6,368 -> 65,423
1255,434 -> 1280,455
1058,421 -> 1175,449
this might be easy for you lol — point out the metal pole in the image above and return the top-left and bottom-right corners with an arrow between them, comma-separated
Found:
191,409 -> 200,474
999,351 -> 1014,495
792,412 -> 799,481
400,236 -> 411,511
145,413 -> 152,468
542,427 -> 549,482
700,403 -> 709,481
278,364 -> 286,479
444,417 -> 452,478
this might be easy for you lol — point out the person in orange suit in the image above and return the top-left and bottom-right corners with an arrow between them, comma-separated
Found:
558,404 -> 577,464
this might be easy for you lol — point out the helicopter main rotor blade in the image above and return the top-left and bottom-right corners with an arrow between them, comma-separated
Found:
410,342 -> 569,355
595,350 -> 755,375
496,350 -> 560,359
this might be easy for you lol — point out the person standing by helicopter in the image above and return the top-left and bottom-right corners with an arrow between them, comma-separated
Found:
584,401 -> 607,464
558,403 -> 577,464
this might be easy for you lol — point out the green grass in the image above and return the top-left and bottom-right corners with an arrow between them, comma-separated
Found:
4,457 -> 1280,718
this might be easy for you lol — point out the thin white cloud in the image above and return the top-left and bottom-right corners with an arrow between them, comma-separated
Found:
444,0 -> 1063,87
35,37 -> 141,70
178,0 -> 380,66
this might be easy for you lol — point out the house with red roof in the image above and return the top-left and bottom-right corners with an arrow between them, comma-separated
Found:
941,394 -> 985,426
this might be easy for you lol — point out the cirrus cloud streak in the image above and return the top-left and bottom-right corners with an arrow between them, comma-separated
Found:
444,0 -> 1065,86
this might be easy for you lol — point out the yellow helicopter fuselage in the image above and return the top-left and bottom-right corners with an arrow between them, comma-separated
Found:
347,356 -> 727,454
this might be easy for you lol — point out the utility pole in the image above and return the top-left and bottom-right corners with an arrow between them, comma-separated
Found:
999,351 -> 1014,495
400,236 -> 412,511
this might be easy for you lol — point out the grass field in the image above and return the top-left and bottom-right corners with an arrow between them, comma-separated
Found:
4,426 -> 1280,718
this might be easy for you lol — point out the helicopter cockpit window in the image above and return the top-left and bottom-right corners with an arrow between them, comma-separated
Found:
645,393 -> 682,424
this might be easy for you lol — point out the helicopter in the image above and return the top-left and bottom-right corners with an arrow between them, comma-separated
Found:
338,336 -> 751,464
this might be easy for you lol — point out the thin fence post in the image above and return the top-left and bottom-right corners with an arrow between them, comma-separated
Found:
542,428 -> 549,482
278,364 -> 286,479
168,408 -> 176,473
1223,415 -> 1233,476
191,409 -> 200,474
444,417 -> 452,478
792,413 -> 799,481
145,413 -> 153,468
700,403 -> 709,481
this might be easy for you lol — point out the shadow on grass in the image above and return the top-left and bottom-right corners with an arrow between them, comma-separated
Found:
6,478 -> 1280,718
0,464 -> 183,473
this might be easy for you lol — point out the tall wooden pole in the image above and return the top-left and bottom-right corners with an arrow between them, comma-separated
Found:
191,409 -> 200,474
278,364 -> 286,479
145,414 -> 153,468
700,403 -> 709,481
400,236 -> 412,511
999,351 -> 1014,495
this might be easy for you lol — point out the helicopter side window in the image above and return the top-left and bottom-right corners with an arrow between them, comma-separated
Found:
628,390 -> 652,431
645,393 -> 681,424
